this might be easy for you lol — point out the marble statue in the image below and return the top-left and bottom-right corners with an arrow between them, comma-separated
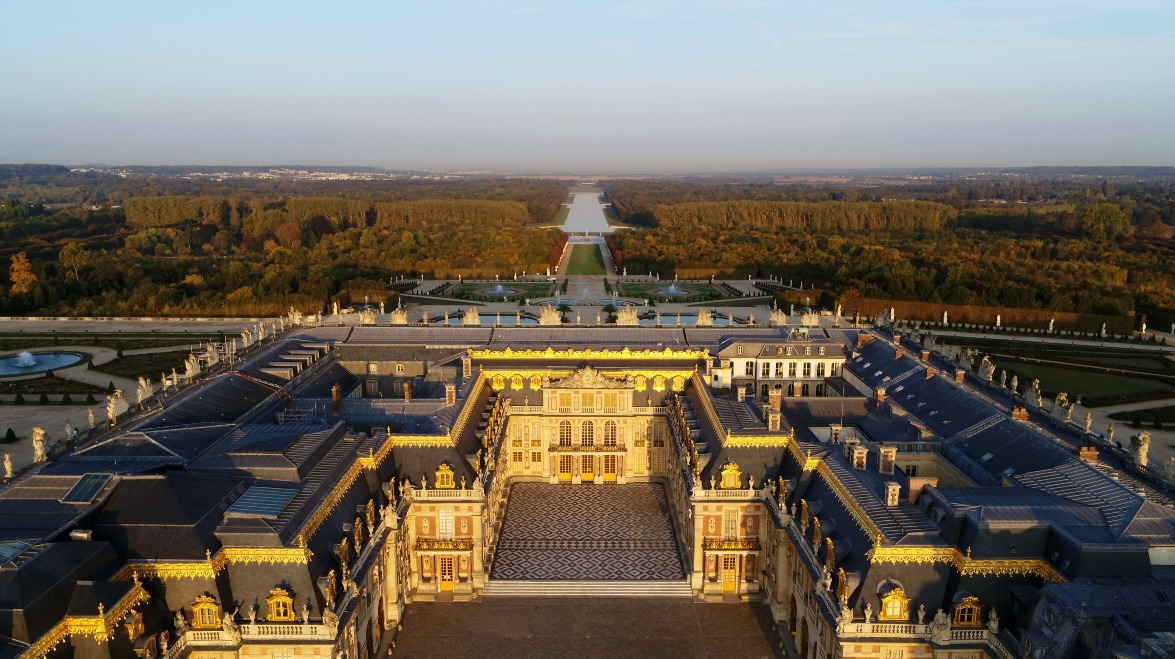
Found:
107,390 -> 128,426
917,604 -> 927,625
332,301 -> 339,316
4,454 -> 11,479
836,304 -> 842,317
136,376 -> 152,405
1048,318 -> 1055,333
769,308 -> 788,326
1142,322 -> 1147,335
942,311 -> 948,324
929,609 -> 952,644
995,314 -> 1001,328
87,407 -> 95,429
463,308 -> 480,326
1101,323 -> 1107,338
32,427 -> 47,463
322,609 -> 339,635
64,419 -> 73,440
1085,411 -> 1093,434
247,605 -> 256,625
1165,456 -> 1175,483
379,302 -> 385,314
864,603 -> 873,623
977,356 -> 996,382
301,602 -> 310,624
1108,422 -> 1115,444
575,311 -> 581,324
748,312 -> 755,325
158,631 -> 168,653
1132,431 -> 1151,467
999,369 -> 1006,388
837,602 -> 854,629
174,610 -> 187,632
1064,403 -> 1074,424
1010,375 -> 1018,393
988,608 -> 999,633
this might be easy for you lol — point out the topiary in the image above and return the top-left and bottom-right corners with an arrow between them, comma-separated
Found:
14,393 -> 25,405
61,393 -> 72,405
106,381 -> 116,394
3,428 -> 14,443
38,393 -> 49,405
86,393 -> 96,404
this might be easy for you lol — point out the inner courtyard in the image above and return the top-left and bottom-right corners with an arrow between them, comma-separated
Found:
490,482 -> 685,581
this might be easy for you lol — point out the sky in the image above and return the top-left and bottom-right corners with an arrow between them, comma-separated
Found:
1,0 -> 1173,172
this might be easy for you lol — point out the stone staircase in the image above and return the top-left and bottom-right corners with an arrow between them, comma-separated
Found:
482,579 -> 694,598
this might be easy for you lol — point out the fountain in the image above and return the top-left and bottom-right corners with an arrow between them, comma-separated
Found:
485,283 -> 516,296
0,350 -> 84,376
657,283 -> 687,296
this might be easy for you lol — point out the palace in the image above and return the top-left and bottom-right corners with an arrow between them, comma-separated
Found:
3,323 -> 1175,659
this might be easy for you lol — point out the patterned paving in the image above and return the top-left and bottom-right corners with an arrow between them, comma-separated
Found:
491,482 -> 685,581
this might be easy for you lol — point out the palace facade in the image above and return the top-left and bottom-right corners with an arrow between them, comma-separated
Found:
2,324 -> 1174,659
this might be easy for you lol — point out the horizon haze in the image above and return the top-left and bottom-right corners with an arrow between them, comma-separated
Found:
2,1 -> 1173,172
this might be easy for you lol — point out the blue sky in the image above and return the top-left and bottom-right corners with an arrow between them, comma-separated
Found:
1,0 -> 1172,172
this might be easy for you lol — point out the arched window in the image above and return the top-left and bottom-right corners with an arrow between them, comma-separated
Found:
604,421 -> 617,446
803,363 -> 812,377
395,363 -> 405,373
559,421 -> 571,446
191,595 -> 220,629
953,596 -> 982,626
581,421 -> 594,446
435,463 -> 455,489
266,588 -> 295,622
788,362 -> 797,377
878,585 -> 910,621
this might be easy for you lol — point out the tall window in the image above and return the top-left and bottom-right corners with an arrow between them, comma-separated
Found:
604,393 -> 618,413
744,361 -> 754,376
774,362 -> 783,377
604,421 -> 617,446
581,392 -> 594,412
581,421 -> 595,446
558,393 -> 572,413
192,595 -> 220,629
803,363 -> 812,377
559,421 -> 571,446
817,363 -> 826,377
761,362 -> 770,377
438,510 -> 453,539
789,362 -> 797,377
724,510 -> 738,539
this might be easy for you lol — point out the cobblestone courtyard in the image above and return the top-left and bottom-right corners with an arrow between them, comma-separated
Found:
390,597 -> 783,659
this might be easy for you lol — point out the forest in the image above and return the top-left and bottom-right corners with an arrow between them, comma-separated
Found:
602,177 -> 1175,317
5,165 -> 1175,320
0,170 -> 567,316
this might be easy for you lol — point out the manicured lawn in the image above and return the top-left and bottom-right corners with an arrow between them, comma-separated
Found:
451,282 -> 553,300
618,281 -> 725,300
566,245 -> 606,275
551,206 -> 570,226
99,350 -> 192,379
997,357 -> 1175,408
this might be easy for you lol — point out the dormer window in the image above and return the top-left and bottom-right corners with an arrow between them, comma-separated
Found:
879,586 -> 910,621
720,461 -> 742,489
953,595 -> 982,626
395,363 -> 405,374
804,347 -> 811,356
819,346 -> 826,356
736,345 -> 744,355
786,347 -> 794,356
191,595 -> 220,629
266,588 -> 295,622
435,463 -> 455,489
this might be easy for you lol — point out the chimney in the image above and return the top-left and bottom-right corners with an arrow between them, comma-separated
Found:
926,366 -> 936,379
907,477 -> 938,504
1011,406 -> 1029,421
445,384 -> 456,406
851,446 -> 869,471
462,356 -> 472,378
1079,446 -> 1099,462
843,437 -> 861,458
920,350 -> 930,361
892,334 -> 901,346
736,387 -> 746,403
767,407 -> 782,432
768,388 -> 782,411
331,382 -> 342,413
857,333 -> 873,347
879,444 -> 897,475
885,482 -> 902,507
955,369 -> 966,382
403,381 -> 412,402
875,386 -> 886,405
895,347 -> 903,360
70,529 -> 93,541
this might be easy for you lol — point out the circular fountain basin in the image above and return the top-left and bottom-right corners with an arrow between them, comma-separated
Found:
481,287 -> 517,296
0,351 -> 85,376
656,287 -> 689,296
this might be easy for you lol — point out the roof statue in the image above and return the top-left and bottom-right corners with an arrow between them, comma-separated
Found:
463,307 -> 480,326
544,365 -> 632,390
769,308 -> 788,326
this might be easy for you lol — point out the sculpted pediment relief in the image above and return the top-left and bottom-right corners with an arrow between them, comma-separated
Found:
543,365 -> 632,389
